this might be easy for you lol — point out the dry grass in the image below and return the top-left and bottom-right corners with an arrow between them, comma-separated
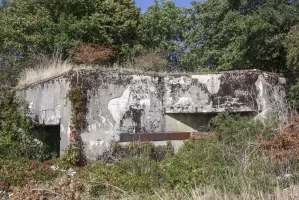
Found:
16,60 -> 168,88
18,57 -> 73,87
156,185 -> 299,200
17,53 -> 170,88
12,183 -> 299,200
16,50 -> 265,88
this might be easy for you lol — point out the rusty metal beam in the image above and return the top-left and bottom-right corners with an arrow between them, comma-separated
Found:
119,132 -> 191,142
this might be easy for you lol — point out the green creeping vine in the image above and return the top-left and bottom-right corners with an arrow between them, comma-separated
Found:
64,87 -> 87,166
66,87 -> 87,131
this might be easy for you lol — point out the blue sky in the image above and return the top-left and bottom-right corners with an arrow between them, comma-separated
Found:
136,0 -> 205,13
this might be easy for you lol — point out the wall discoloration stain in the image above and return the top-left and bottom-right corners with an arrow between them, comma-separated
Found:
17,69 -> 286,160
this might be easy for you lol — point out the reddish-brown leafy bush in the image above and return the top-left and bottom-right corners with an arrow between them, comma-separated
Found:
259,114 -> 299,163
73,43 -> 114,64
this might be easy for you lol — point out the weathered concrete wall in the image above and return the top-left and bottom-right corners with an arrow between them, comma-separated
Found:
19,77 -> 72,154
17,69 -> 286,160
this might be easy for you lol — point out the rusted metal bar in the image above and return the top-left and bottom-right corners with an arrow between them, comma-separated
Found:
119,132 -> 191,142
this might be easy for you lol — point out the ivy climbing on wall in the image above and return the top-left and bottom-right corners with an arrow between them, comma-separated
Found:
64,87 -> 87,166
66,87 -> 87,132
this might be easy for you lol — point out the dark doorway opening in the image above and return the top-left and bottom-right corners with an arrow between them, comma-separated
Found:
32,125 -> 60,158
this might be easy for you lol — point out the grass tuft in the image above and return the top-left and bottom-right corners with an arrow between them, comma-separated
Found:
18,56 -> 73,87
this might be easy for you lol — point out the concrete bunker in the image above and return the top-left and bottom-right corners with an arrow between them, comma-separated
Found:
17,69 -> 287,160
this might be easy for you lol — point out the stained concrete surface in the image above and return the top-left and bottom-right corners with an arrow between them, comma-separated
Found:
17,69 -> 286,160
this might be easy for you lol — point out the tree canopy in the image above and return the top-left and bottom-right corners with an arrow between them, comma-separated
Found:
1,0 -> 299,74
138,0 -> 185,50
0,0 -> 140,59
183,0 -> 299,71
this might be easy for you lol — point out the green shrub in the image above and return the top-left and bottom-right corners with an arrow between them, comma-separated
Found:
209,112 -> 263,148
162,136 -> 225,190
0,90 -> 54,160
288,80 -> 299,109
80,157 -> 162,196
98,141 -> 173,162
63,141 -> 82,166
165,140 -> 174,159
